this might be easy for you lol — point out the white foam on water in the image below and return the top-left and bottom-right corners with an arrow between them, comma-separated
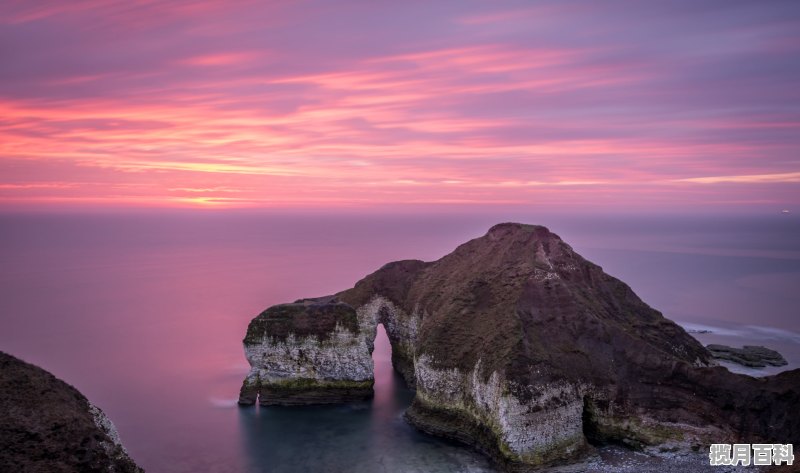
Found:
744,325 -> 800,344
209,397 -> 240,408
677,321 -> 744,337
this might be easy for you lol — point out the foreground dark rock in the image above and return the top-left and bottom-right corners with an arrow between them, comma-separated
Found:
707,344 -> 788,368
0,351 -> 143,473
240,223 -> 800,471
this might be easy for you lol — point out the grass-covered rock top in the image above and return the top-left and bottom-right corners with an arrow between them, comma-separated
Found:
244,301 -> 359,345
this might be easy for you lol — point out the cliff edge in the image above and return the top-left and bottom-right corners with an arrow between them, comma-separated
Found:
0,351 -> 143,473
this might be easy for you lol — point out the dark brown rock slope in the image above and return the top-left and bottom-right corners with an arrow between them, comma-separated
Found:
0,351 -> 143,473
240,223 -> 800,470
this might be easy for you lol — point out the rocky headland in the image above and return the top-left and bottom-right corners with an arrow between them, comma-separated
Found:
707,344 -> 788,368
239,223 -> 800,471
0,351 -> 143,473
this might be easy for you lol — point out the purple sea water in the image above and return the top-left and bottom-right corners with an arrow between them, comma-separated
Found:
1,212 -> 797,472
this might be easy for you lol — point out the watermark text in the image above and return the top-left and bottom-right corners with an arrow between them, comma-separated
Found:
709,443 -> 794,466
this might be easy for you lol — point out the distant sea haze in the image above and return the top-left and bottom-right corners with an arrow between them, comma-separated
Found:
0,212 -> 797,472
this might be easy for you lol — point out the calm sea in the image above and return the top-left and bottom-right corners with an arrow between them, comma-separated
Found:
1,212 -> 798,472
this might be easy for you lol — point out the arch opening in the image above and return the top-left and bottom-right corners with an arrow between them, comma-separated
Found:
372,323 -> 395,402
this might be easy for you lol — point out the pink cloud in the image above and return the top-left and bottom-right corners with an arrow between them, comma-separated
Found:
0,0 -> 798,211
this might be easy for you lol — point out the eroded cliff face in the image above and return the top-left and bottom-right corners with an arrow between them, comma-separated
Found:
239,223 -> 800,471
239,300 -> 376,404
409,354 -> 589,466
358,294 -> 421,386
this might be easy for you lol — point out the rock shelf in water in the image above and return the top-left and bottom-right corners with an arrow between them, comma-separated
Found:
707,344 -> 788,368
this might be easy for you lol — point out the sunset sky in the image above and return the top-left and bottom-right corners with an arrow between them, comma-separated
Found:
1,0 -> 798,212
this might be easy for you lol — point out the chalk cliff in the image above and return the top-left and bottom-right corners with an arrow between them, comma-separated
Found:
239,300 -> 375,405
239,223 -> 800,470
0,351 -> 143,473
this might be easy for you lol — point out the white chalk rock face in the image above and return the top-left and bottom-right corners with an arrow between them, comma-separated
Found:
239,299 -> 378,405
244,326 -> 374,383
411,354 -> 588,464
356,295 -> 420,384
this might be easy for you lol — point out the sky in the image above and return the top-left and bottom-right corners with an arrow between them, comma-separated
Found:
1,0 -> 798,212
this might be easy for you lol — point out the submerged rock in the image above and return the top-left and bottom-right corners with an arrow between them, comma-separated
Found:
707,344 -> 788,368
239,223 -> 800,471
0,351 -> 143,473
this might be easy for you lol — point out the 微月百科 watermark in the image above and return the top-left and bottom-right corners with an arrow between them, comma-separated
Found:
709,443 -> 794,466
